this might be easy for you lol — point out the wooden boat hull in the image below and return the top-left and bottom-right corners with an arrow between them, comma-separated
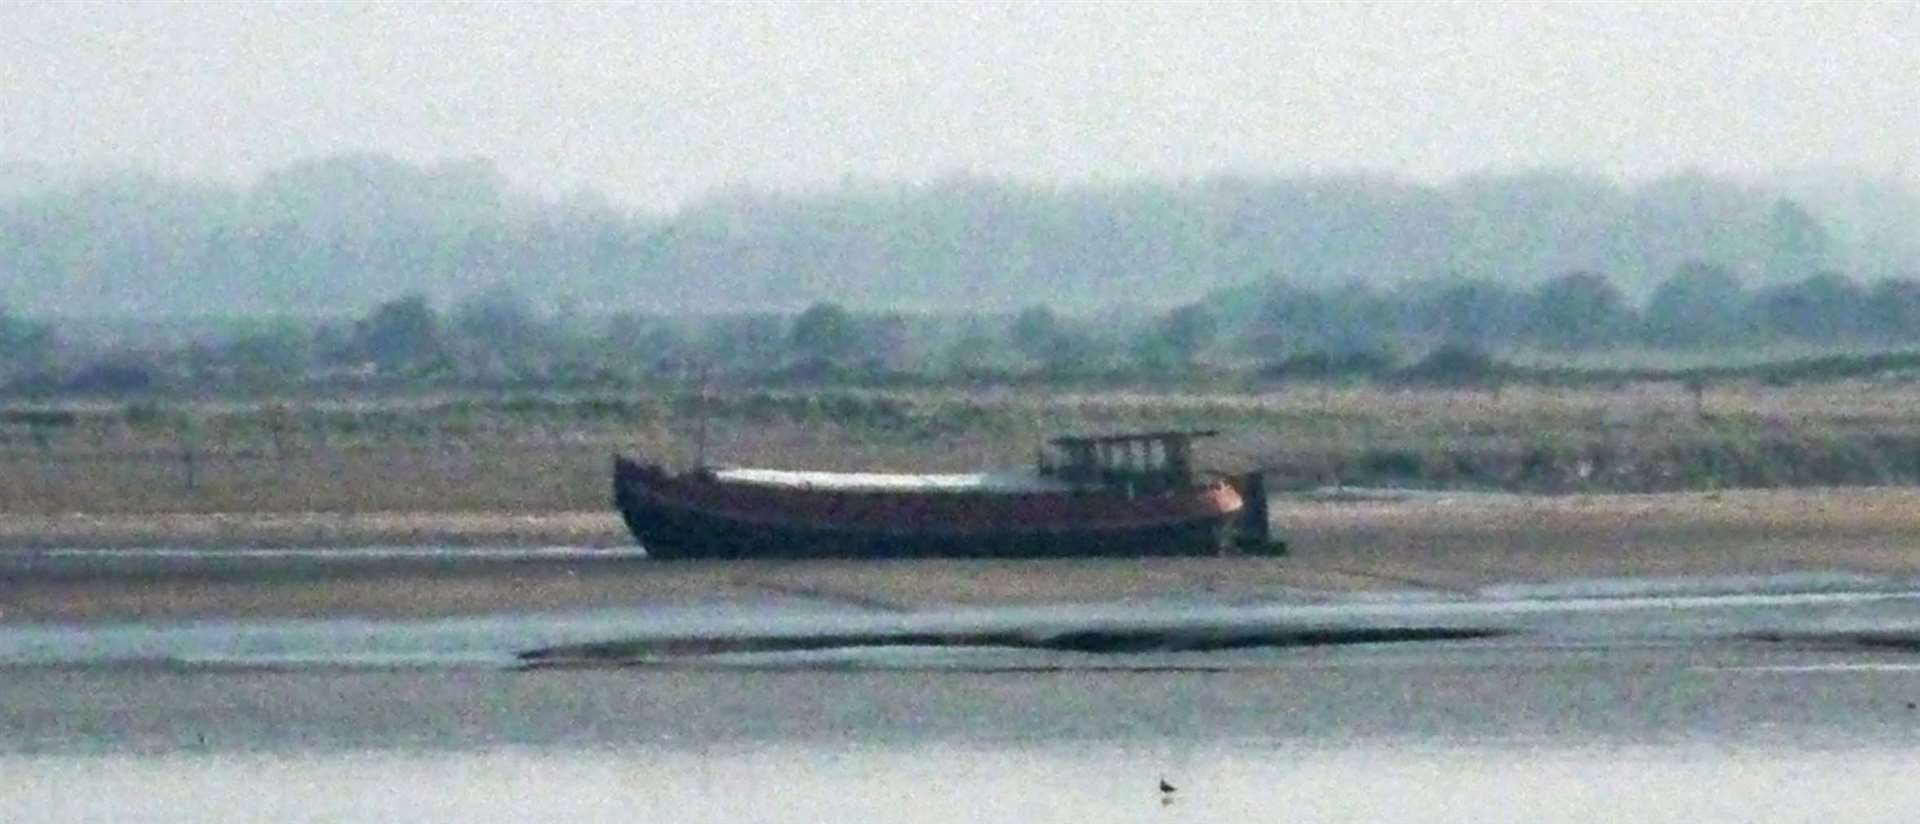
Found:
613,456 -> 1249,559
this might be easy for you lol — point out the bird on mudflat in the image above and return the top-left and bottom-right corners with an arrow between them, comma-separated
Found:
1159,778 -> 1177,794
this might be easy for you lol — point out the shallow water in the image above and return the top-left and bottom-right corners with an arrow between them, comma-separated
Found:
6,573 -> 1920,669
10,560 -> 1920,821
6,657 -> 1920,822
9,741 -> 1919,824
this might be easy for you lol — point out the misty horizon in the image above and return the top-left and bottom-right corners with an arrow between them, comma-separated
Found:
5,151 -> 1919,319
3,3 -> 1914,209
5,151 -> 1918,219
4,4 -> 1918,319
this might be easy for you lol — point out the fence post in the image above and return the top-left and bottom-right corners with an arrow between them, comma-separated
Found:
263,403 -> 291,466
179,417 -> 200,492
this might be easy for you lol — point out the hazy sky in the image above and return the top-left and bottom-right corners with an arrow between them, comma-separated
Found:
3,2 -> 1914,208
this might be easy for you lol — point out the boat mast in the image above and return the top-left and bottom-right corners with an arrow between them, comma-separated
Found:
695,361 -> 710,470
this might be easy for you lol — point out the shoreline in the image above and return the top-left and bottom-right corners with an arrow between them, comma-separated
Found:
7,485 -> 1920,551
0,510 -> 631,552
5,487 -> 1920,624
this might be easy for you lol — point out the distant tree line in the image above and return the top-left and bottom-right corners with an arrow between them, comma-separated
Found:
1227,264 -> 1920,356
4,154 -> 1919,317
7,261 -> 1920,398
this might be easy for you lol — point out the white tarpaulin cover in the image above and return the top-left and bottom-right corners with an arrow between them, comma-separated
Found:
712,468 -> 1077,493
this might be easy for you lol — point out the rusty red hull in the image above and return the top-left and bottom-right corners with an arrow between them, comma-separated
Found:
612,457 -> 1248,559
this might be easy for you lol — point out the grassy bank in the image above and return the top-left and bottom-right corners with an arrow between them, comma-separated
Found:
7,380 -> 1920,515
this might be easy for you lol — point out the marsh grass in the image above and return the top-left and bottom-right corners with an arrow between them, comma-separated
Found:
7,380 -> 1920,514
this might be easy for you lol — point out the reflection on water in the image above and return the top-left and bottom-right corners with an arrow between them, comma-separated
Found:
5,742 -> 1915,823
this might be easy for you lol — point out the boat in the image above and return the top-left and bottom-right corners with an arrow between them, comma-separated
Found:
612,429 -> 1280,559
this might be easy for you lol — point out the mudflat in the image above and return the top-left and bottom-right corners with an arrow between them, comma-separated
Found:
5,487 -> 1920,624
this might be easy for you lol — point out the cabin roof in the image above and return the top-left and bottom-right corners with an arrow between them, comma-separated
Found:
1048,429 -> 1219,447
712,468 -> 1079,493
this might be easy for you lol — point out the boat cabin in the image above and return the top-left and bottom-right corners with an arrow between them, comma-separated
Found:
1038,430 -> 1219,493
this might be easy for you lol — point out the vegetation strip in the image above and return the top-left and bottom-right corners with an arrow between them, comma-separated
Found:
519,625 -> 1510,665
